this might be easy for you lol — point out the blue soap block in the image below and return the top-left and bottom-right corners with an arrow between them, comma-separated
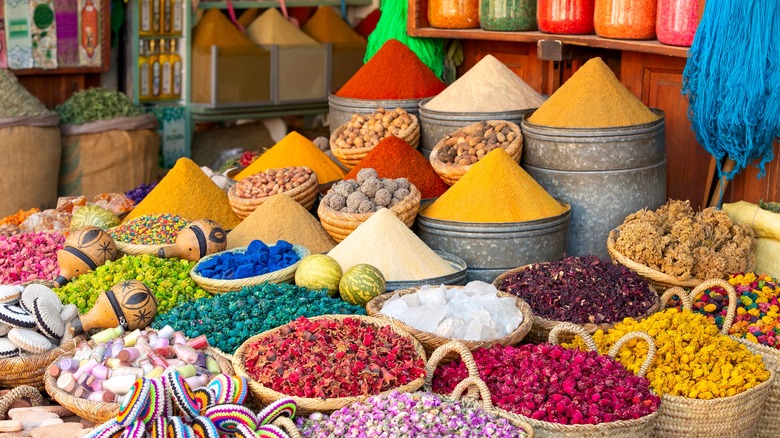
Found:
234,264 -> 256,278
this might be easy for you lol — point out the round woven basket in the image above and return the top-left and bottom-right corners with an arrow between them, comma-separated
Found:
317,184 -> 421,243
232,314 -> 427,415
429,120 -> 523,186
607,227 -> 705,292
44,347 -> 235,425
426,332 -> 659,438
227,170 -> 319,220
0,334 -> 84,391
190,244 -> 310,294
366,286 -> 534,361
492,263 -> 661,344
329,113 -> 420,169
114,240 -> 170,256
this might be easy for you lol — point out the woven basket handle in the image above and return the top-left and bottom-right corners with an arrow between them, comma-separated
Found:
0,386 -> 44,420
607,331 -> 656,378
688,279 -> 738,335
450,376 -> 494,411
659,286 -> 693,311
424,341 -> 480,389
272,416 -> 302,438
548,322 -> 598,352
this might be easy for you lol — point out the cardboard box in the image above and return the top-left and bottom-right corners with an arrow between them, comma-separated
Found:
272,43 -> 330,103
191,44 -> 272,108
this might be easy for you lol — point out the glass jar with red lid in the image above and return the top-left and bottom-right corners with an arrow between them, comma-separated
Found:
428,0 -> 480,29
595,0 -> 657,40
656,0 -> 699,46
538,0 -> 596,35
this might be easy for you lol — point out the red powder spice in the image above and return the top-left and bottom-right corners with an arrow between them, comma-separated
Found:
335,39 -> 446,100
344,136 -> 449,199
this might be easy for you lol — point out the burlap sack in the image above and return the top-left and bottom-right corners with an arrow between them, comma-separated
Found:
0,113 -> 61,217
58,115 -> 160,198
755,238 -> 780,279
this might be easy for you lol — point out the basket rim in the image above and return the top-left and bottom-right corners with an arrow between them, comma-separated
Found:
317,184 -> 421,221
607,226 -> 705,289
732,335 -> 780,362
231,314 -> 428,410
509,403 -> 660,432
228,170 -> 318,207
491,262 -> 662,333
365,285 -> 535,349
0,335 -> 84,383
429,120 -> 523,171
190,243 -> 310,291
659,369 -> 775,404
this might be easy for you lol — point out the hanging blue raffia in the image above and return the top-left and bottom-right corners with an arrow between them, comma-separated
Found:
364,0 -> 445,79
682,0 -> 780,181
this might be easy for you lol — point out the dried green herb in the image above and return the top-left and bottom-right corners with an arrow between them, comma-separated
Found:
0,69 -> 50,117
55,87 -> 145,125
759,200 -> 780,214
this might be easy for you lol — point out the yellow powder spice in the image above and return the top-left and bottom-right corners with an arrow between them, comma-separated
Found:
193,9 -> 256,48
235,132 -> 345,184
123,158 -> 241,229
528,57 -> 659,128
422,149 -> 568,223
303,6 -> 367,48
247,9 -> 320,47
227,194 -> 336,254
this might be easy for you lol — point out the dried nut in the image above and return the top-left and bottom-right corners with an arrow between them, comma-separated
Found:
235,166 -> 312,199
437,121 -> 516,165
336,108 -> 414,150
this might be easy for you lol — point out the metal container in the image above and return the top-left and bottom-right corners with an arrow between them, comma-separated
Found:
328,94 -> 424,135
520,109 -> 666,259
415,205 -> 570,283
417,97 -> 534,159
385,250 -> 467,291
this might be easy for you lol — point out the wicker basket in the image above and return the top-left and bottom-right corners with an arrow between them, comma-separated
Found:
190,244 -> 310,294
492,264 -> 661,344
114,240 -> 169,256
607,227 -> 704,292
232,315 -> 427,415
429,120 -> 523,186
366,286 -> 534,361
317,184 -> 421,243
44,347 -> 234,425
227,170 -> 319,220
329,113 -> 420,169
0,335 -> 84,391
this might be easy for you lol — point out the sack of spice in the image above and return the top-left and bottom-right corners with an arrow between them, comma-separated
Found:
0,69 -> 61,217
724,201 -> 780,278
56,88 -> 160,199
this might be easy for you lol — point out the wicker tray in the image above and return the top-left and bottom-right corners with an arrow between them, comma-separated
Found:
366,286 -> 534,361
317,184 -> 421,243
190,244 -> 310,294
492,263 -> 661,344
44,347 -> 235,425
227,170 -> 319,220
0,335 -> 84,390
607,227 -> 704,292
232,314 -> 427,415
429,120 -> 523,186
114,240 -> 169,256
329,113 -> 420,169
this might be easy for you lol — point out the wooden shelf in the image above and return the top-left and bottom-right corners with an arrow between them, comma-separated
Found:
190,100 -> 328,122
198,0 -> 372,9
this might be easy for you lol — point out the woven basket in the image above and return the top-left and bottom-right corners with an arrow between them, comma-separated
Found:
329,113 -> 420,169
429,120 -> 523,186
190,244 -> 310,294
426,334 -> 659,437
227,170 -> 319,220
0,334 -> 84,391
607,227 -> 704,292
317,184 -> 421,243
44,347 -> 235,425
366,286 -> 534,361
114,240 -> 169,256
232,315 -> 427,415
492,264 -> 661,344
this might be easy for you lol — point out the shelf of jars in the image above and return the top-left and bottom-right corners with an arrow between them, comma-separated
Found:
408,0 -> 696,59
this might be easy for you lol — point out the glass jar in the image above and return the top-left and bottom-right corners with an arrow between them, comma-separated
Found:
480,0 -> 537,31
595,0 -> 657,40
428,0 -> 479,29
538,0 -> 595,34
656,0 -> 699,46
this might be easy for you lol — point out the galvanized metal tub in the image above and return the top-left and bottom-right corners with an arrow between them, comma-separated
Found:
417,97 -> 534,159
328,94 -> 424,135
415,204 -> 570,283
520,109 -> 666,260
385,250 -> 467,291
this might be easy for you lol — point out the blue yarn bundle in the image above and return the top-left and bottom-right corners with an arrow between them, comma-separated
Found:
197,240 -> 299,280
682,0 -> 780,181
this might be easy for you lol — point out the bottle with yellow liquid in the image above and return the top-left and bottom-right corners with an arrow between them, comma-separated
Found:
161,40 -> 172,99
138,41 -> 151,100
140,0 -> 152,35
170,39 -> 182,99
152,0 -> 161,34
149,40 -> 161,99
171,0 -> 183,35
163,0 -> 172,34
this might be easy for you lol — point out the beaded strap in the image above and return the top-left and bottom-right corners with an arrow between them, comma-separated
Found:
424,341 -> 480,398
548,322 -> 598,351
659,286 -> 693,310
450,376 -> 494,411
608,331 -> 657,378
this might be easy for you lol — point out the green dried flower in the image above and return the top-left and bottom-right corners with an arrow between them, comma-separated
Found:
0,69 -> 51,117
55,87 -> 145,125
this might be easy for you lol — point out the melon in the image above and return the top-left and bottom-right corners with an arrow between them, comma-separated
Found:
339,264 -> 385,306
295,254 -> 343,297
70,205 -> 120,231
